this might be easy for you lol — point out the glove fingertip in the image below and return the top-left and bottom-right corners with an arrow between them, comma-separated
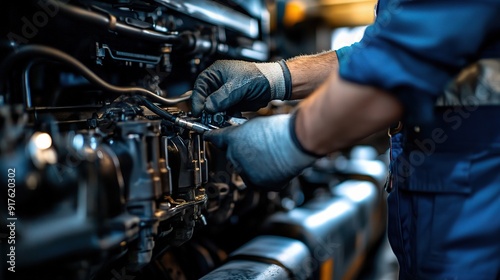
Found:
205,83 -> 245,114
190,90 -> 205,117
191,103 -> 203,117
203,129 -> 226,148
205,96 -> 224,114
203,102 -> 218,114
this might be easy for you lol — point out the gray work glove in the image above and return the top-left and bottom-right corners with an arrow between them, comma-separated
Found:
203,113 -> 320,191
191,59 -> 292,116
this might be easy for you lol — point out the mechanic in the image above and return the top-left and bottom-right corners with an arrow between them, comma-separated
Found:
191,0 -> 500,279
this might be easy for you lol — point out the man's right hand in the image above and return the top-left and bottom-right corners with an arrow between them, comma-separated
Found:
191,59 -> 292,116
203,112 -> 320,191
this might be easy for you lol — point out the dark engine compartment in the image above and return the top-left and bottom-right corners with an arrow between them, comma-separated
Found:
0,1 -> 389,279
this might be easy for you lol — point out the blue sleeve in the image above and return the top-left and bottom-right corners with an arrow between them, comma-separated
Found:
336,0 -> 500,125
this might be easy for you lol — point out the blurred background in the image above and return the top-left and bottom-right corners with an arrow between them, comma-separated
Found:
268,0 -> 375,59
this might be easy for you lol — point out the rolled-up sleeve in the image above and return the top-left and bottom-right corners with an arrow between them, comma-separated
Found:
336,0 -> 500,125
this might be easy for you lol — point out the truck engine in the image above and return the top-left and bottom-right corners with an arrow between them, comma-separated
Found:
0,1 -> 389,279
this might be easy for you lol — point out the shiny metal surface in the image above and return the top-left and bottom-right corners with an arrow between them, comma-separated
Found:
154,0 -> 260,38
229,235 -> 312,279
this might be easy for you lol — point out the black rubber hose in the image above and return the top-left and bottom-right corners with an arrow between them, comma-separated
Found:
134,95 -> 176,122
0,45 -> 192,105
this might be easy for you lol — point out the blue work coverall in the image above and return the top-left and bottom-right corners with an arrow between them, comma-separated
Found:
337,0 -> 500,279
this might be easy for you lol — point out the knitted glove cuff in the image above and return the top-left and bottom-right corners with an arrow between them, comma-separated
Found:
254,59 -> 292,100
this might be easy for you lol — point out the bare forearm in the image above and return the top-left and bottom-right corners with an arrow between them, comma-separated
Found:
286,50 -> 338,100
295,71 -> 403,155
